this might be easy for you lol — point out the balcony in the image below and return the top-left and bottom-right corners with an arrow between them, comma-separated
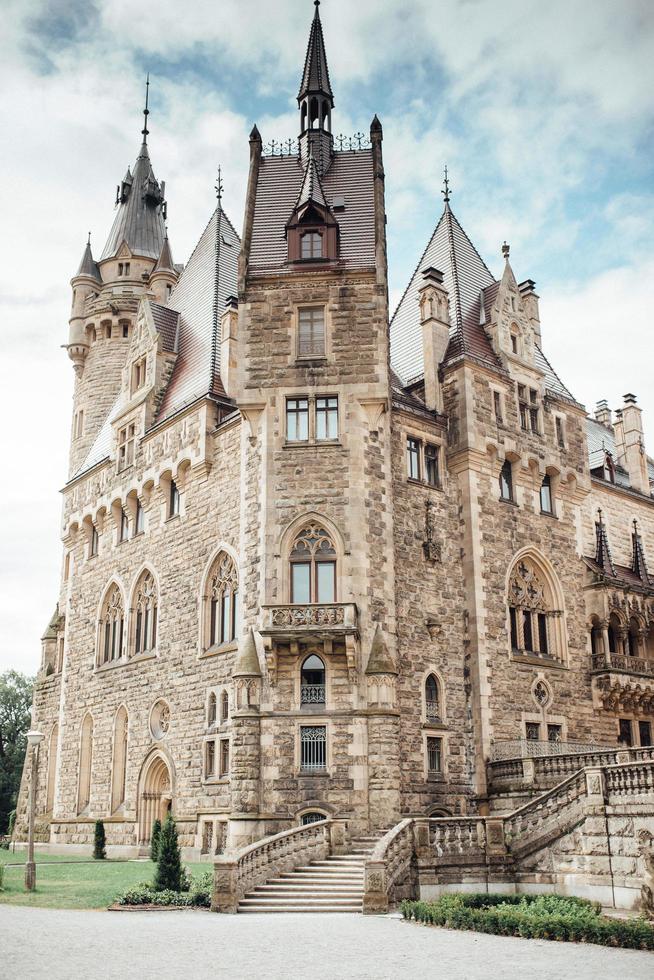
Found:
591,653 -> 654,715
260,603 -> 358,642
591,652 -> 654,679
301,684 -> 326,705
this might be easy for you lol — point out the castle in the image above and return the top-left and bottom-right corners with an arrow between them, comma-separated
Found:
18,3 -> 654,893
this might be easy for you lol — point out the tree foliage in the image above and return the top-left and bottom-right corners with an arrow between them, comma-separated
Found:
93,820 -> 107,860
149,818 -> 162,862
0,671 -> 34,834
154,814 -> 182,892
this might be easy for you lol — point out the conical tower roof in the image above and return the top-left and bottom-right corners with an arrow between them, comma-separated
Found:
293,148 -> 328,211
153,234 -> 174,274
100,138 -> 166,261
74,238 -> 101,281
298,0 -> 333,104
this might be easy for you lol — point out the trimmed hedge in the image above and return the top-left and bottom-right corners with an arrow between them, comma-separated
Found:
401,894 -> 654,950
116,871 -> 212,909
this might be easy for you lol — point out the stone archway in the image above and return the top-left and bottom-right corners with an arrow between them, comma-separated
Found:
137,752 -> 172,846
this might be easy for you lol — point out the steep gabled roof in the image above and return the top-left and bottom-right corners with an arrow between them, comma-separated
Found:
101,140 -> 166,261
293,149 -> 328,211
298,0 -> 333,104
74,240 -> 101,281
153,235 -> 175,273
156,205 -> 239,422
390,203 -> 500,384
150,303 -> 179,353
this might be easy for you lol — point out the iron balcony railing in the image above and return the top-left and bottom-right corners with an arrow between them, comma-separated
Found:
301,684 -> 326,705
425,700 -> 441,722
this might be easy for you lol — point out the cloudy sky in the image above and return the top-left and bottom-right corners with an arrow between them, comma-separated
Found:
1,0 -> 653,675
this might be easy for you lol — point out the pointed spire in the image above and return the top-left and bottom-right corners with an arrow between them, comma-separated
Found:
298,0 -> 333,105
441,165 -> 451,205
153,232 -> 174,273
365,624 -> 397,675
74,235 -> 101,281
595,508 -> 616,577
294,147 -> 327,210
233,629 -> 262,677
632,519 -> 650,584
502,241 -> 510,260
141,73 -> 150,143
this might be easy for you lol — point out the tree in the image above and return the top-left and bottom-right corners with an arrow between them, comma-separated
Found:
93,820 -> 106,860
154,814 -> 182,891
0,671 -> 34,834
150,818 -> 162,862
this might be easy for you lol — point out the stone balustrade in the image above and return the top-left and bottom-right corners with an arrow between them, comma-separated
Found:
260,602 -> 359,641
362,818 -> 414,914
591,652 -> 654,678
605,759 -> 654,798
212,818 -> 347,912
491,738 -> 614,762
489,743 -> 654,790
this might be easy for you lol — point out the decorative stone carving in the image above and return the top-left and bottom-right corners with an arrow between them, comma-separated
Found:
532,680 -> 551,709
150,699 -> 170,740
637,829 -> 654,920
271,605 -> 345,628
509,560 -> 547,610
423,499 -> 441,562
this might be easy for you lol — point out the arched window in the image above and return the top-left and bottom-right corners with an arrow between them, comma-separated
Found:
208,692 -> 217,728
628,618 -> 640,658
507,554 -> 565,662
301,654 -> 326,704
77,713 -> 93,814
590,617 -> 604,658
206,553 -> 238,648
46,723 -> 59,814
290,523 -> 336,603
98,584 -> 124,665
499,461 -> 513,502
607,613 -> 621,654
133,571 -> 158,656
111,707 -> 128,813
220,690 -> 229,723
425,674 -> 441,722
301,811 -> 327,825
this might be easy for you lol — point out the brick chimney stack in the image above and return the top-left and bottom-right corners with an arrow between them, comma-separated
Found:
518,280 -> 541,347
594,399 -> 613,428
418,267 -> 450,412
621,393 -> 650,495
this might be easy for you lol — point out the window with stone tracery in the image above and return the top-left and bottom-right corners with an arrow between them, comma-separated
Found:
290,523 -> 336,603
98,583 -> 125,665
133,571 -> 158,656
507,555 -> 564,662
424,674 -> 441,723
205,553 -> 238,649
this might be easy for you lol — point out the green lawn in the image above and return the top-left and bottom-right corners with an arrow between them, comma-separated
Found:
0,849 -> 92,866
0,857 -> 210,910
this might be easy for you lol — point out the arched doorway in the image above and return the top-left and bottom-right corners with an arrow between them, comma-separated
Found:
137,752 -> 173,846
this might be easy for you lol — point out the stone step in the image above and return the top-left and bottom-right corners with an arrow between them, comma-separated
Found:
247,888 -> 363,898
293,867 -> 363,877
240,897 -> 363,910
273,875 -> 363,885
238,906 -> 362,914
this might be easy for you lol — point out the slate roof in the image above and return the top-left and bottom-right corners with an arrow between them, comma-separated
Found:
156,205 -> 239,422
249,151 -> 375,274
586,416 -> 654,492
390,204 -> 499,384
101,140 -> 166,261
71,396 -> 119,480
298,1 -> 333,103
74,240 -> 101,281
534,345 -> 577,404
150,303 -> 179,353
583,556 -> 654,592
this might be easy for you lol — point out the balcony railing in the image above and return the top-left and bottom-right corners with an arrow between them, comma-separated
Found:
261,602 -> 358,638
425,700 -> 441,723
301,684 -> 326,705
491,738 -> 614,762
591,652 -> 654,678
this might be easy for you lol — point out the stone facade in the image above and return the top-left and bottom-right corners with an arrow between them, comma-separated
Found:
16,6 -> 654,874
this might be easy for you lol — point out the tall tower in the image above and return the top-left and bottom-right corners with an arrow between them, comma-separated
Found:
231,2 -> 398,842
65,80 -> 176,476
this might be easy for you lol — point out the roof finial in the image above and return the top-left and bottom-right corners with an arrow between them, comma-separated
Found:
502,241 -> 510,260
87,231 -> 91,245
215,165 -> 223,204
141,73 -> 150,142
441,165 -> 451,204
597,507 -> 603,524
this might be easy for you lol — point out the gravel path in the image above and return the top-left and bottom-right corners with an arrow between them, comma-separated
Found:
1,907 -> 652,980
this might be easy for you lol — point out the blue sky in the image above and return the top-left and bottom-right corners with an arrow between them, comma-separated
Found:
1,0 -> 653,673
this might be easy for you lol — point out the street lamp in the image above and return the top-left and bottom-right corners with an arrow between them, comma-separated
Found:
24,729 -> 44,892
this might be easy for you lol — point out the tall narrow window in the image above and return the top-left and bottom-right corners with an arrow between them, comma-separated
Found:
540,475 -> 553,515
300,232 -> 323,259
220,690 -> 229,723
639,720 -> 652,746
135,499 -> 144,535
206,740 -> 216,777
169,479 -> 180,518
99,584 -> 124,665
537,613 -> 549,656
618,718 -> 633,747
555,416 -> 565,448
298,308 -> 325,357
523,610 -> 534,652
46,724 -> 59,813
77,713 -> 93,814
208,692 -> 217,728
407,438 -> 421,480
426,736 -> 442,776
316,397 -> 338,440
493,391 -> 503,424
219,739 -> 230,776
286,398 -> 310,441
111,707 -> 128,813
290,524 -> 337,603
133,571 -> 158,656
90,524 -> 99,557
118,424 -> 136,472
518,385 -> 529,430
207,553 -> 238,647
301,654 -> 326,705
499,461 -> 513,501
120,508 -> 129,542
300,726 -> 326,771
509,607 -> 519,649
425,675 -> 440,722
425,444 -> 440,487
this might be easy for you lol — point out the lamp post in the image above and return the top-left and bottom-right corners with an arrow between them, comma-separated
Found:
24,729 -> 44,892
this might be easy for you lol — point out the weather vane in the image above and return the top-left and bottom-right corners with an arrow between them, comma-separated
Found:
215,166 -> 224,203
142,73 -> 150,141
441,165 -> 451,204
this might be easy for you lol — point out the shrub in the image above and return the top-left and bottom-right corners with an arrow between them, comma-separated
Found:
149,819 -> 162,862
0,863 -> 4,890
116,871 -> 212,908
7,811 -> 16,838
93,820 -> 106,860
401,894 -> 654,951
154,814 -> 182,892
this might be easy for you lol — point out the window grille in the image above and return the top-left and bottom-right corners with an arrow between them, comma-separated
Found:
298,308 -> 325,357
300,726 -> 326,771
525,722 -> 541,741
547,724 -> 562,743
425,675 -> 440,721
426,736 -> 442,775
301,655 -> 326,704
301,812 -> 327,825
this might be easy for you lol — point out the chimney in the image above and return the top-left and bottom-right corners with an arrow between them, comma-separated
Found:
220,295 -> 238,397
594,399 -> 612,428
621,393 -> 650,495
418,267 -> 450,412
518,279 -> 541,347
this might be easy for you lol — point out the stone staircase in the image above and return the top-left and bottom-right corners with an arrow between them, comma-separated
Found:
237,834 -> 382,913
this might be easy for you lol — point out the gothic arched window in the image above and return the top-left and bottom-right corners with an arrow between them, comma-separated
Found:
207,692 -> 217,728
206,553 -> 238,648
301,654 -> 326,704
111,707 -> 128,813
425,674 -> 441,722
507,554 -> 565,662
133,571 -> 158,656
220,690 -> 229,723
290,523 -> 337,603
77,713 -> 93,814
607,613 -> 621,654
98,583 -> 124,665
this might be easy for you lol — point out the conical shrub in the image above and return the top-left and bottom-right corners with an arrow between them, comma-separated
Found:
93,820 -> 106,860
154,814 -> 182,892
150,818 -> 162,862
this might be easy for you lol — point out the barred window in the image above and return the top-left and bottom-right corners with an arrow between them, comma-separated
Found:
426,736 -> 442,775
301,654 -> 326,705
425,674 -> 441,722
526,722 -> 541,741
300,726 -> 326,772
298,308 -> 325,357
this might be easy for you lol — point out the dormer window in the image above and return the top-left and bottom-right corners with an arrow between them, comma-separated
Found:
301,231 -> 323,259
132,357 -> 146,393
117,424 -> 136,472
